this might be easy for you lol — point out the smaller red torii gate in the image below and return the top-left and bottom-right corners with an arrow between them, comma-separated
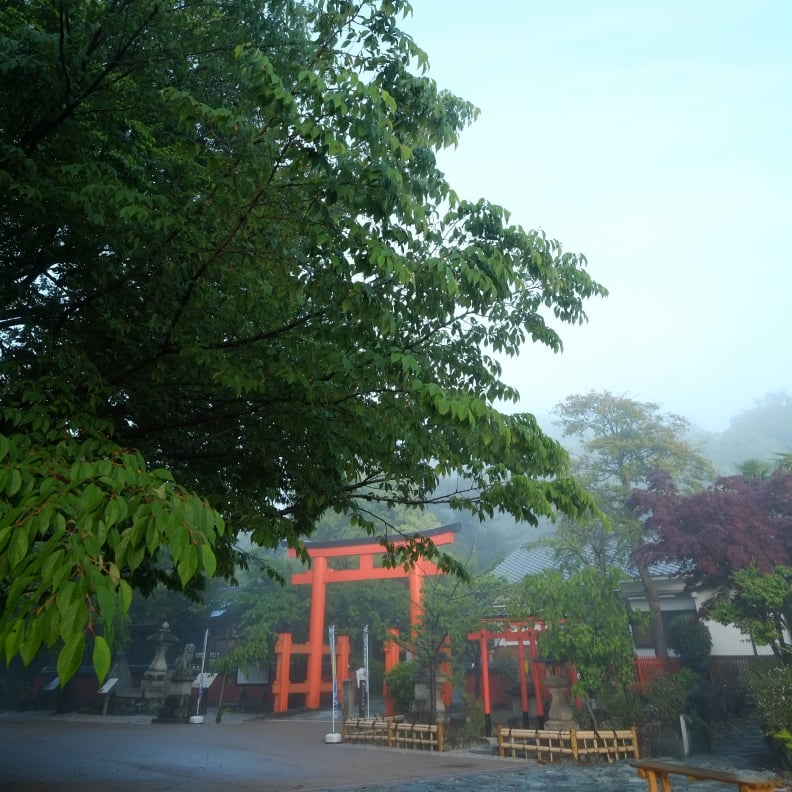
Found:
468,619 -> 548,737
285,524 -> 460,710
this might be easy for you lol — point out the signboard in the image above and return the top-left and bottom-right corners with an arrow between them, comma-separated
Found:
98,678 -> 119,695
192,672 -> 218,689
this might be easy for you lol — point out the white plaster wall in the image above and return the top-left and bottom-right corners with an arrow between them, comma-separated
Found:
692,590 -> 775,656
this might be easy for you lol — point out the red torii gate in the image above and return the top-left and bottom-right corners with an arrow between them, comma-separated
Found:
288,524 -> 460,710
468,619 -> 548,737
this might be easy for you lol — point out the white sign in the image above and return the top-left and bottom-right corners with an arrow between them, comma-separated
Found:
98,678 -> 119,694
192,672 -> 218,689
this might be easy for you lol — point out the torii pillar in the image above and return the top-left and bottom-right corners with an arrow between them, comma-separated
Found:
290,524 -> 459,710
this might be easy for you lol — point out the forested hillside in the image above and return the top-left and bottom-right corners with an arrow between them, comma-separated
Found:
696,393 -> 792,474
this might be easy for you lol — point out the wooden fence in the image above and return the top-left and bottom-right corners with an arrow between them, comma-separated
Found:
632,657 -> 682,692
708,655 -> 778,689
343,717 -> 444,752
497,725 -> 640,763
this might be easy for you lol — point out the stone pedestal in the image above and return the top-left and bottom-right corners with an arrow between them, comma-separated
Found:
152,683 -> 194,723
153,641 -> 196,724
410,671 -> 448,723
543,674 -> 576,730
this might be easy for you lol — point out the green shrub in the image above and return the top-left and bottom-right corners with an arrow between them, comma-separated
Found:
667,615 -> 712,673
384,660 -> 417,716
741,662 -> 792,734
596,685 -> 647,727
461,694 -> 485,743
644,669 -> 699,725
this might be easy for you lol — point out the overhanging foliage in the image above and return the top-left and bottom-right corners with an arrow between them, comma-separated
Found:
1,0 -> 604,682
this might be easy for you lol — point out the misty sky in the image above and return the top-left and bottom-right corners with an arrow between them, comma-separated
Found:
403,1 -> 792,432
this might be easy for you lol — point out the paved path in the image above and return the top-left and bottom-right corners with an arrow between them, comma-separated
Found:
0,710 -> 785,792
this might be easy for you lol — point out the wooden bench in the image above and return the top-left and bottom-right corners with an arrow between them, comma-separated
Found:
631,759 -> 780,792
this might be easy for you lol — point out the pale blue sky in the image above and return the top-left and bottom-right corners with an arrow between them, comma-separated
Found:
403,1 -> 792,431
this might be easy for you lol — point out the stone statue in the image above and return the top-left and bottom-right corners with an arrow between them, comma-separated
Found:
174,643 -> 195,679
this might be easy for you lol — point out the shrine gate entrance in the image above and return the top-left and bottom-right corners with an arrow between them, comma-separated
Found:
276,523 -> 460,711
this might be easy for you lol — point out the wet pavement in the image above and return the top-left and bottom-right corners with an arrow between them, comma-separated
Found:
0,709 -> 786,791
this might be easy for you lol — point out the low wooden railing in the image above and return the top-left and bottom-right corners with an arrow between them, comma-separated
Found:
342,716 -> 400,745
497,725 -> 639,763
342,717 -> 444,752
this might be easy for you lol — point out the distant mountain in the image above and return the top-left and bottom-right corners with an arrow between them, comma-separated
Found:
432,395 -> 792,570
694,392 -> 792,475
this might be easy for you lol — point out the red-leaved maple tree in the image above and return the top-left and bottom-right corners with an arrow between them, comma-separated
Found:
630,470 -> 792,588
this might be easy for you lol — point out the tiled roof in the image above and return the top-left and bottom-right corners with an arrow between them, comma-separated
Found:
489,544 -> 681,584
490,544 -> 557,583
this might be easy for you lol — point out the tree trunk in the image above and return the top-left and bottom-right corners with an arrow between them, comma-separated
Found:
637,561 -> 668,658
428,658 -> 437,725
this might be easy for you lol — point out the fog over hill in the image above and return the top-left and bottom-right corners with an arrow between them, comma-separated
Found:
532,391 -> 792,476
694,392 -> 792,475
438,391 -> 792,572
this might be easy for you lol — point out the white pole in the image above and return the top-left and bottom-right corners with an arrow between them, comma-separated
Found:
190,628 -> 209,724
363,624 -> 370,718
325,624 -> 341,743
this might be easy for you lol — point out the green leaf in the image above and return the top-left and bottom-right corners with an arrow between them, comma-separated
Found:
4,622 -> 23,666
57,632 -> 86,686
95,585 -> 116,626
58,597 -> 87,641
92,635 -> 111,684
200,543 -> 217,577
6,468 -> 22,497
19,619 -> 43,666
40,605 -> 60,648
145,518 -> 160,555
40,548 -> 65,586
118,579 -> 133,616
177,545 -> 199,587
8,525 -> 29,567
81,483 -> 106,513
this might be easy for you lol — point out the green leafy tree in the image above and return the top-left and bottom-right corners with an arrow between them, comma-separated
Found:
554,391 -> 714,657
326,579 -> 410,646
1,1 -> 604,682
214,563 -> 308,677
513,566 -> 636,710
709,565 -> 792,664
311,501 -> 440,543
405,573 -> 502,724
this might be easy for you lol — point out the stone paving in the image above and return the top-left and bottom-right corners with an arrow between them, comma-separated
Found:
273,704 -> 785,792
330,759 -> 773,792
0,708 -> 787,792
329,741 -> 783,792
333,761 -> 648,792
